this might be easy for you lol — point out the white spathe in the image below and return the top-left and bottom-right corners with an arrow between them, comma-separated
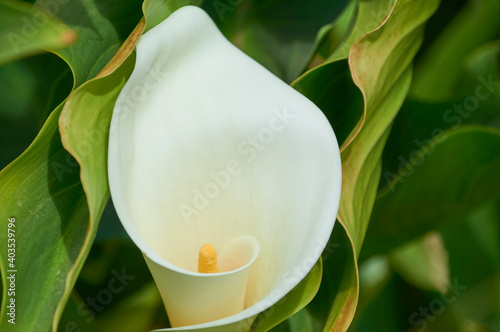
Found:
108,5 -> 342,331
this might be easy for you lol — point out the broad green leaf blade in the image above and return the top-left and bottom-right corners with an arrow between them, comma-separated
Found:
53,17 -> 146,332
362,126 -> 500,257
59,34 -> 140,249
0,103 -> 89,331
315,0 -> 440,329
340,0 -> 440,257
56,47 -> 139,327
0,0 -> 74,64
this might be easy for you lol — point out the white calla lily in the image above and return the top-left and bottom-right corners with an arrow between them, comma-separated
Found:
108,5 -> 341,330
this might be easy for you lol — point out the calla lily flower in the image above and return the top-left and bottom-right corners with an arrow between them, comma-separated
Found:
108,5 -> 342,330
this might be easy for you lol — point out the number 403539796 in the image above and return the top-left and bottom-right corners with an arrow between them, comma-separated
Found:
7,217 -> 16,267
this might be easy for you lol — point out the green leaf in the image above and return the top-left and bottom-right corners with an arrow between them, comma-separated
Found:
340,0 -> 440,256
0,103 -> 89,331
320,0 -> 439,329
0,0 -> 74,64
363,126 -> 500,257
